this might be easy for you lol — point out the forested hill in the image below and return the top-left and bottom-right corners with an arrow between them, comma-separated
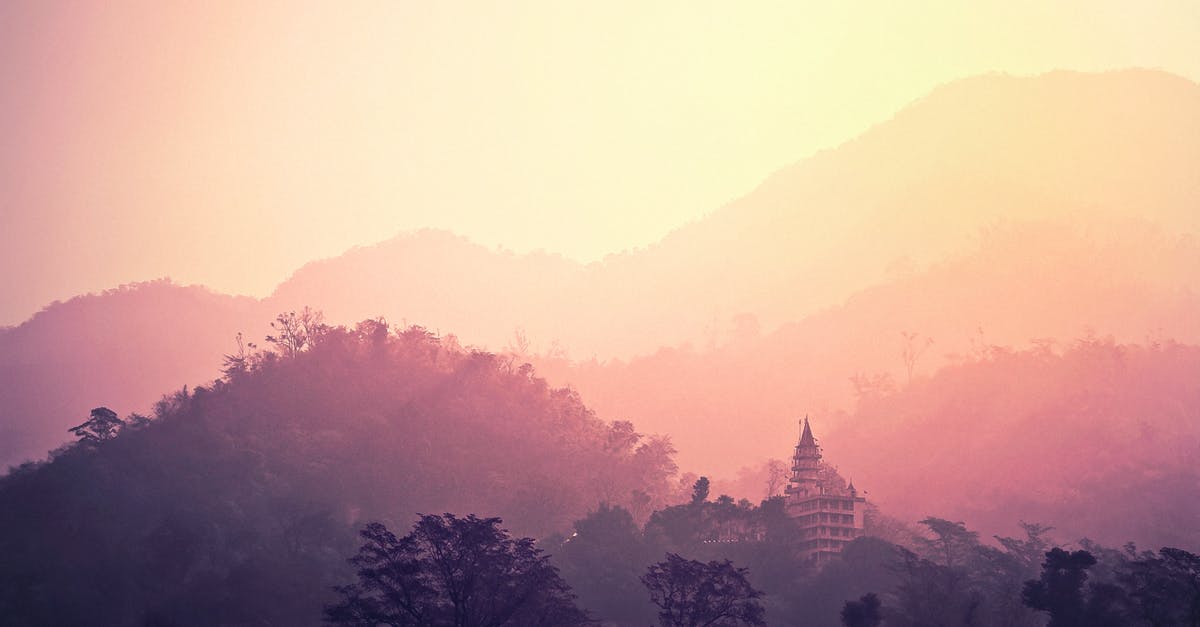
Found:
0,317 -> 679,626
832,337 -> 1200,551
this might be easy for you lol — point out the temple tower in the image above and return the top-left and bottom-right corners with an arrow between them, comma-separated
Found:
786,417 -> 822,498
783,416 -> 866,564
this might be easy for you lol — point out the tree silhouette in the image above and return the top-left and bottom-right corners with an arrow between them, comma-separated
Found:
841,592 -> 883,627
763,459 -> 788,499
916,517 -> 979,569
691,477 -> 710,505
1022,548 -> 1097,627
220,331 -> 257,378
1120,547 -> 1200,627
900,331 -> 933,385
641,553 -> 765,627
67,406 -> 124,445
556,504 -> 655,625
265,307 -> 327,358
326,514 -> 590,627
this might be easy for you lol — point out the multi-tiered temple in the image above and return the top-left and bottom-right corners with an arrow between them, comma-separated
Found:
785,417 -> 865,563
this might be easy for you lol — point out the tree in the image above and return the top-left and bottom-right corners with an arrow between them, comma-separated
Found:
900,331 -> 933,385
556,504 -> 655,625
763,460 -> 788,499
1121,547 -> 1200,627
266,307 -> 327,358
691,477 -> 710,505
916,517 -> 979,569
221,331 -> 257,378
641,553 -> 765,627
67,406 -> 124,445
1022,548 -> 1097,627
504,327 -> 532,358
891,548 -> 980,627
841,593 -> 882,627
326,515 -> 590,627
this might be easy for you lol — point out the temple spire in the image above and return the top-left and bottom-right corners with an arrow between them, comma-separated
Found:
798,415 -> 816,448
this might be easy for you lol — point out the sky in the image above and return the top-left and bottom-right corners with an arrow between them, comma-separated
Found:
1,1 -> 1198,326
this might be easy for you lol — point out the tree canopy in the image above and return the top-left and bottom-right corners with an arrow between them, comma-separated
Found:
326,514 -> 590,627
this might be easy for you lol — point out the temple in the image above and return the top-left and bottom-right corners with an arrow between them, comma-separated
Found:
785,417 -> 866,563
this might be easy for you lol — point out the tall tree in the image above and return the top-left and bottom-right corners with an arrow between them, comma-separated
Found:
266,307 -> 328,358
642,553 -> 765,627
1022,548 -> 1098,627
326,515 -> 590,627
555,504 -> 655,626
916,517 -> 979,569
691,477 -> 710,506
66,406 -> 124,445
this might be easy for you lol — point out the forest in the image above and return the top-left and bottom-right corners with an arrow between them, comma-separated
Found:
0,314 -> 1195,626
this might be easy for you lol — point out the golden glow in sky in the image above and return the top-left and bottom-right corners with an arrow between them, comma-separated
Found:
1,0 -> 1198,324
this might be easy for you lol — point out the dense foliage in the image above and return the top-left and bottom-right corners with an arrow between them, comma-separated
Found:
550,496 -> 1200,627
641,553 -> 765,626
326,514 -> 589,626
0,317 -> 677,625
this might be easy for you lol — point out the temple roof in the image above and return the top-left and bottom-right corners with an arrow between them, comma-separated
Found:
798,416 -> 816,448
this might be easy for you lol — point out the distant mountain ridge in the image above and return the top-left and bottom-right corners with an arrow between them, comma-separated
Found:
2,68 -> 1198,474
266,69 -> 1200,357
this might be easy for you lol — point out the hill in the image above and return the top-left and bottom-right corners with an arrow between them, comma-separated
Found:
0,320 -> 678,625
532,219 -> 1200,475
0,280 -> 261,469
2,69 -> 1197,471
832,337 -> 1200,550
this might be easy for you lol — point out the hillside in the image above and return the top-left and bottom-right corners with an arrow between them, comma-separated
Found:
533,219 -> 1200,474
832,337 -> 1200,550
0,321 -> 678,625
0,280 -> 262,469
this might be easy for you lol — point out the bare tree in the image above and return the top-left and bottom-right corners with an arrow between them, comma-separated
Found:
505,326 -> 532,358
900,331 -> 934,385
764,459 -> 789,499
266,307 -> 327,358
221,332 -> 257,378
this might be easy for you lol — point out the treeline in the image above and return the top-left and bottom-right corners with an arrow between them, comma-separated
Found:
546,488 -> 1199,626
0,313 -> 679,625
537,333 -> 1200,550
319,490 -> 1199,626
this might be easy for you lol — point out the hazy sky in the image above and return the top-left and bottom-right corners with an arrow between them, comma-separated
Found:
1,1 -> 1198,325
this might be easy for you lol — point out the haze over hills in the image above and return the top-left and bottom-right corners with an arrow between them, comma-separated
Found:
0,281 -> 261,467
535,218 -> 1200,476
0,325 -> 678,625
1,70 -> 1197,550
267,69 -> 1200,358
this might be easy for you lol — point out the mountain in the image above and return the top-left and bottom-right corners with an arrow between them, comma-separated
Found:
268,69 -> 1200,357
2,69 -> 1197,472
0,323 -> 677,625
266,229 -> 583,351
